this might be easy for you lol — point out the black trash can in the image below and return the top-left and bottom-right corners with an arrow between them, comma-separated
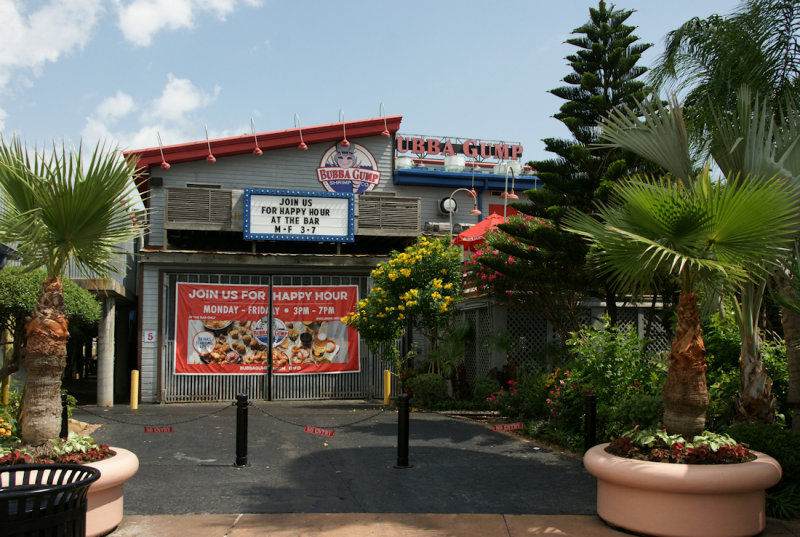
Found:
0,463 -> 101,537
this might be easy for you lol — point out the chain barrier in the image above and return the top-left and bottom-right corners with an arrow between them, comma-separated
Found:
72,403 -> 234,428
249,403 -> 389,431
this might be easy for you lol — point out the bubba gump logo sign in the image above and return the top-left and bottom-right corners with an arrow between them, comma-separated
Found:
317,142 -> 381,194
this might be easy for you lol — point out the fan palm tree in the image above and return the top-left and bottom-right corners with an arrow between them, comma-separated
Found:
650,0 -> 800,426
0,136 -> 144,449
563,98 -> 800,437
594,86 -> 800,425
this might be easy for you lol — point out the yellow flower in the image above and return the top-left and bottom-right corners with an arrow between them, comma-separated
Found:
431,291 -> 442,299
440,269 -> 447,274
444,282 -> 453,290
400,268 -> 411,277
398,305 -> 405,311
398,313 -> 405,320
389,273 -> 399,281
432,278 -> 443,288
409,288 -> 419,297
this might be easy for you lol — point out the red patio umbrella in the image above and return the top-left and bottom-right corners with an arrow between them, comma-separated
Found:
453,213 -> 506,251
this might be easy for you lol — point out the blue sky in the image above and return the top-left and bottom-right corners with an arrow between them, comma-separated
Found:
0,0 -> 738,164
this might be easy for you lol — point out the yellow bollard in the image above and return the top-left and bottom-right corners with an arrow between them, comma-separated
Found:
130,369 -> 139,410
383,370 -> 392,405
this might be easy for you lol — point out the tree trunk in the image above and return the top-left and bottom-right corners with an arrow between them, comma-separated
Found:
734,281 -> 775,423
20,277 -> 69,447
662,290 -> 708,437
781,306 -> 800,434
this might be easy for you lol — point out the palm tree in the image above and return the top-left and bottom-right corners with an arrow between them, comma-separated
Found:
563,97 -> 800,437
0,137 -> 144,449
650,0 -> 800,426
650,0 -> 800,154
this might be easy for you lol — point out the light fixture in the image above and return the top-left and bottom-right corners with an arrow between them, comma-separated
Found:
251,118 -> 262,156
157,132 -> 170,169
379,102 -> 390,137
447,187 -> 482,242
204,125 -> 216,163
503,168 -> 518,218
338,109 -> 350,147
294,113 -> 308,150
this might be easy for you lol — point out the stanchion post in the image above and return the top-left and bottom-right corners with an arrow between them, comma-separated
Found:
395,392 -> 411,468
235,393 -> 249,467
584,392 -> 597,453
60,393 -> 69,439
383,370 -> 391,405
130,370 -> 139,410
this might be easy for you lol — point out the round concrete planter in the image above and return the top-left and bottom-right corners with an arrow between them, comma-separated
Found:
584,443 -> 782,537
84,447 -> 139,537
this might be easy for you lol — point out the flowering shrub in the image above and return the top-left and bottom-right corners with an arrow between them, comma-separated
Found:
342,236 -> 463,369
486,374 -> 549,419
607,428 -> 753,464
463,214 -> 548,297
0,432 -> 114,466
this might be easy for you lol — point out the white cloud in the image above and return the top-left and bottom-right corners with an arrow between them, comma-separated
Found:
82,74 -> 222,150
147,73 -> 220,122
96,91 -> 135,122
0,0 -> 103,87
0,107 -> 6,132
115,0 -> 263,47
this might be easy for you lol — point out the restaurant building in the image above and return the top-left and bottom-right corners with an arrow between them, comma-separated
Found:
123,114 -> 545,403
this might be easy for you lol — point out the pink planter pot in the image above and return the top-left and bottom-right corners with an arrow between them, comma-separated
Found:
584,443 -> 782,537
84,447 -> 139,537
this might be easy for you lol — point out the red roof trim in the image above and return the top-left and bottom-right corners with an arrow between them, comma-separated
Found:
125,115 -> 402,200
124,115 -> 402,170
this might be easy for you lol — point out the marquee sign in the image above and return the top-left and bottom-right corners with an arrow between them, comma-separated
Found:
244,188 -> 355,242
317,142 -> 381,194
396,135 -> 523,161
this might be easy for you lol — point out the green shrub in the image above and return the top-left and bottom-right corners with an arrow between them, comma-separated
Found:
703,312 -> 790,424
473,377 -> 499,407
405,373 -> 448,408
565,316 -> 664,406
726,422 -> 800,519
601,393 -> 663,439
487,370 -> 549,420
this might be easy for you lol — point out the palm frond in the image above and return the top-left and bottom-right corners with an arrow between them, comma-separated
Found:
0,136 -> 145,279
597,95 -> 695,184
563,170 -> 800,296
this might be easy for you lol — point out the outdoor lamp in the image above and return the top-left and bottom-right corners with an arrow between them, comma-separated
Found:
447,187 -> 482,243
157,132 -> 170,169
294,114 -> 308,150
251,119 -> 263,156
204,125 -> 216,163
339,109 -> 350,147
503,168 -> 518,218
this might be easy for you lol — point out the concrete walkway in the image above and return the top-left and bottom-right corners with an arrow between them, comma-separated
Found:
76,400 -> 800,537
111,513 -> 800,536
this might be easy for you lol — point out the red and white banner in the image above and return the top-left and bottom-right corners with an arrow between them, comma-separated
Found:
174,283 -> 359,375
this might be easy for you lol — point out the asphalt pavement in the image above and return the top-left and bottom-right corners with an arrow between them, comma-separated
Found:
76,400 -> 595,516
72,400 -> 800,536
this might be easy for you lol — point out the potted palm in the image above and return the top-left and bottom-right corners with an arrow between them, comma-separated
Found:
563,90 -> 798,537
0,137 -> 144,536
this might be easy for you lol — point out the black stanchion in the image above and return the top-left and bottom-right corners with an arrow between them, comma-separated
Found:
395,392 -> 412,469
584,392 -> 597,452
234,393 -> 249,467
60,393 -> 69,439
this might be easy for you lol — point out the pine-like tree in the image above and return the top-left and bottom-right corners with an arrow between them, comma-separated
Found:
488,0 -> 652,331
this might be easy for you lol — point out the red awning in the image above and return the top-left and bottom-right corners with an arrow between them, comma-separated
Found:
453,213 -> 506,250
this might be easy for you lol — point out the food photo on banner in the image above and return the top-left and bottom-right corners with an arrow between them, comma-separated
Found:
174,283 -> 359,374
